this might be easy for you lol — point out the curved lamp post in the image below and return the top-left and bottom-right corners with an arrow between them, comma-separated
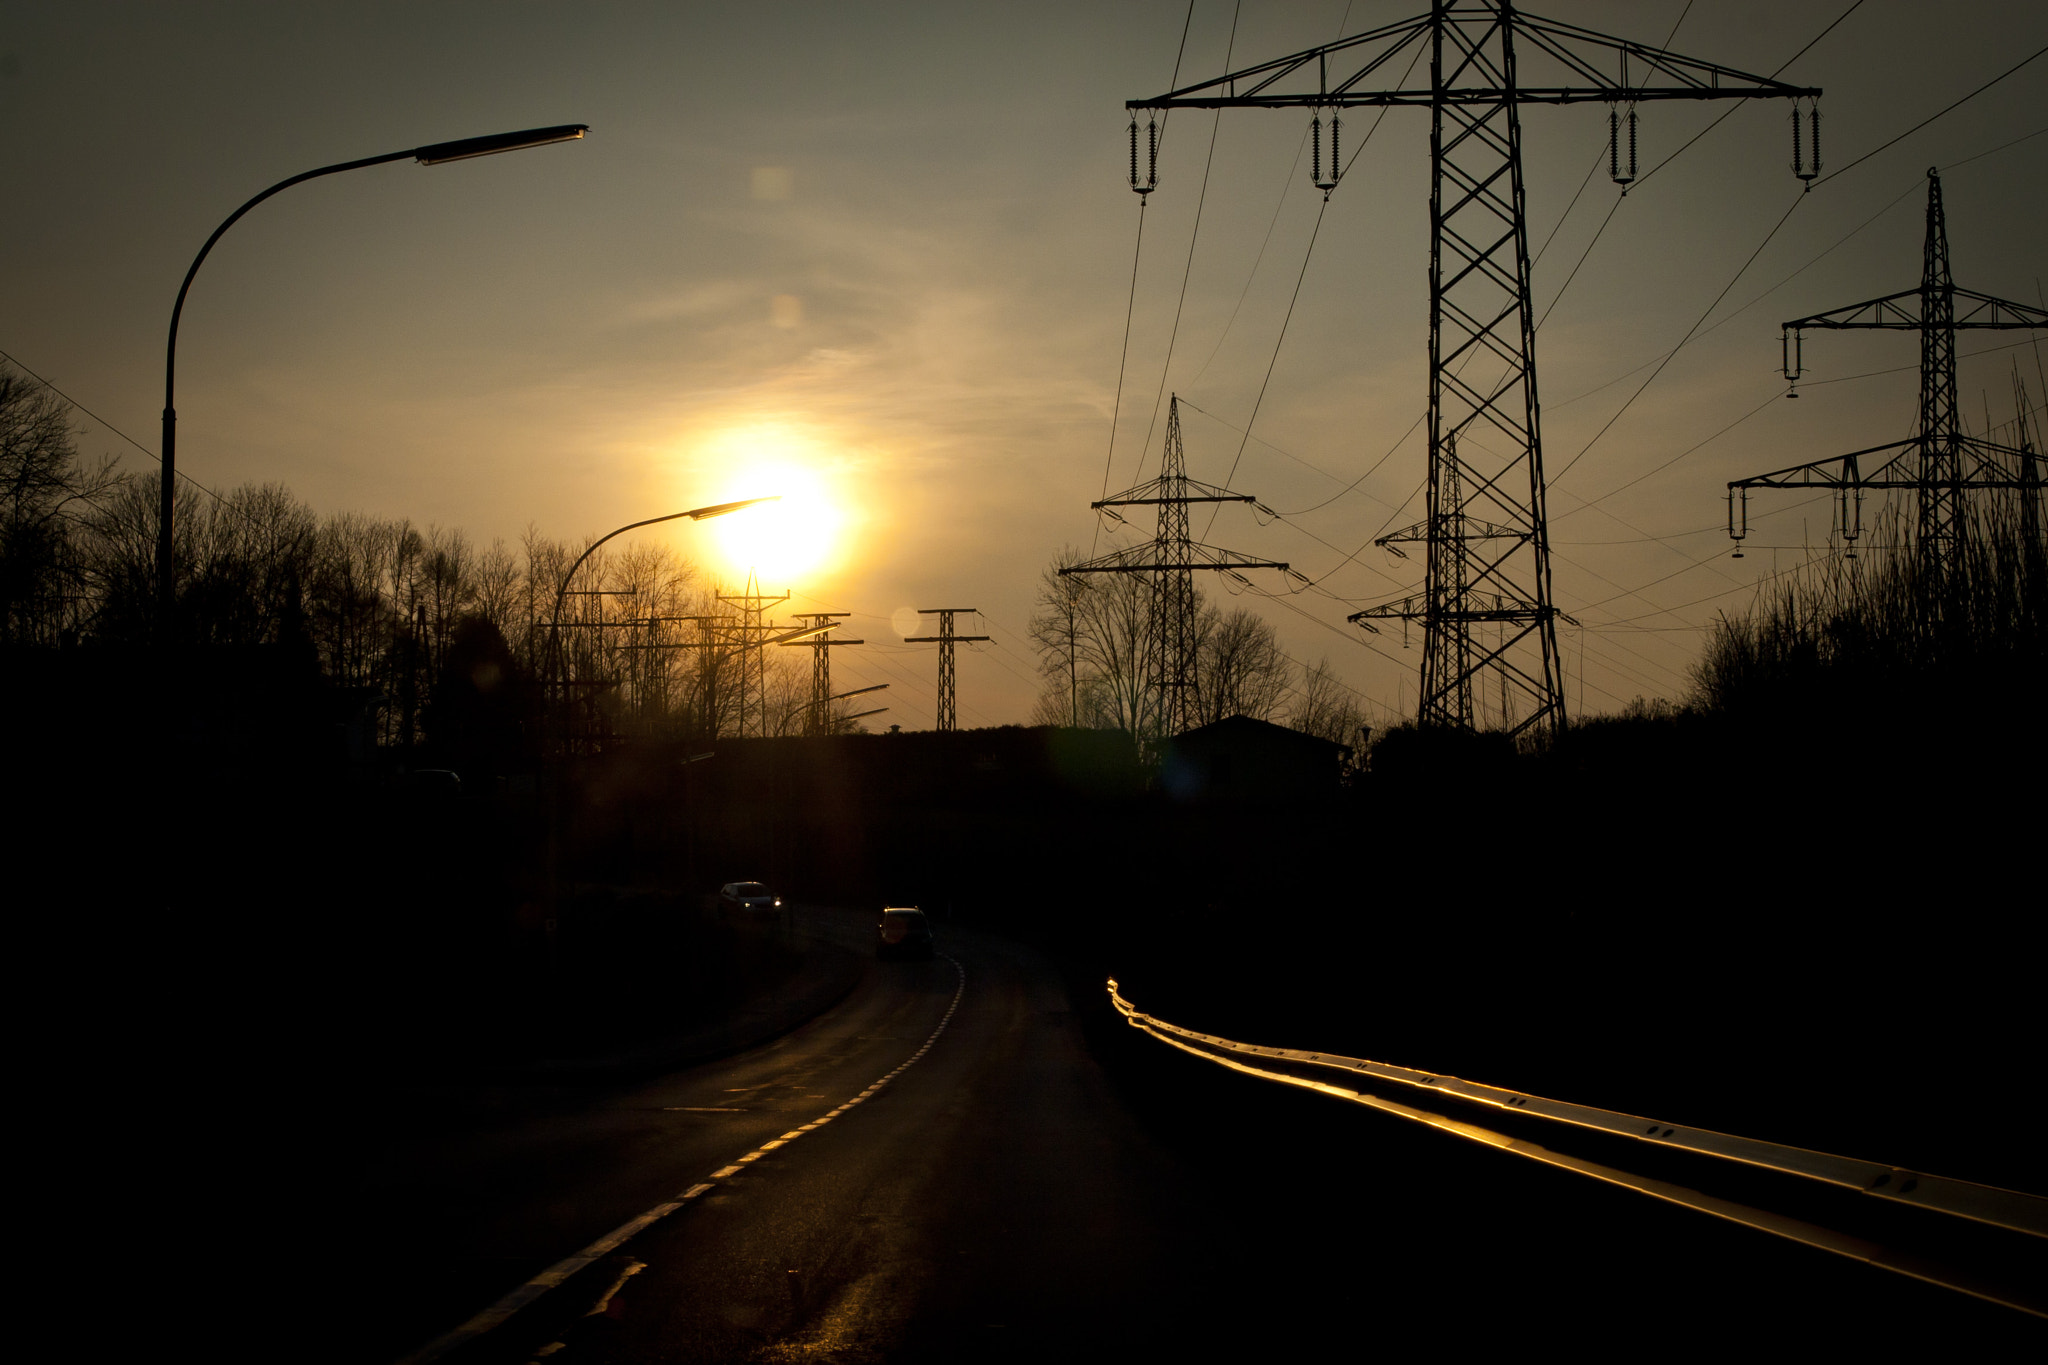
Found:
159,123 -> 589,639
546,497 -> 781,738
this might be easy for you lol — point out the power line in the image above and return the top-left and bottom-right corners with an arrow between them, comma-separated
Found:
1814,42 -> 2048,188
0,344 -> 240,513
1632,0 -> 1870,192
1128,1 -> 1243,491
1551,192 -> 1808,488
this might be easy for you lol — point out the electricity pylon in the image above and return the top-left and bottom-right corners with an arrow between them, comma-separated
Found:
776,612 -> 863,735
1127,1 -> 1818,737
904,609 -> 989,732
1062,396 -> 1288,740
717,575 -> 789,738
1728,169 -> 2048,610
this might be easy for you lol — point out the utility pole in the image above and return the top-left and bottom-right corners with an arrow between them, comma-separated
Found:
776,613 -> 864,735
1061,396 -> 1288,741
1128,1 -> 1818,738
904,609 -> 990,732
1729,170 -> 2047,616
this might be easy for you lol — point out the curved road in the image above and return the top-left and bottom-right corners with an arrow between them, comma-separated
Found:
332,906 -> 2037,1363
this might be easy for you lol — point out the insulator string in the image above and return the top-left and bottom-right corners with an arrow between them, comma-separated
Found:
1609,106 -> 1637,188
1311,108 -> 1338,193
1793,102 -> 1823,185
1129,114 -> 1158,196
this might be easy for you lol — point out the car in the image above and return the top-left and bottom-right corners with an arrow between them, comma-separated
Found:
718,881 -> 783,915
404,768 -> 463,793
876,906 -> 934,961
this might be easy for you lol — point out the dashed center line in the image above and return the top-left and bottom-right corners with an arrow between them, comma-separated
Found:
394,954 -> 968,1365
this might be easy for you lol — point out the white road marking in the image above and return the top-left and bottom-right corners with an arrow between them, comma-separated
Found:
395,954 -> 967,1365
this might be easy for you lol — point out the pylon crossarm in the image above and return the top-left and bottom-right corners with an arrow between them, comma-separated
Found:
1951,291 -> 2048,328
1513,12 -> 1818,100
1096,492 -> 1254,508
1128,7 -> 1815,110
1351,595 -> 1425,623
1731,438 -> 1918,489
1787,289 -> 2047,331
1095,472 -> 1260,507
1378,517 -> 1525,544
1060,542 -> 1171,574
1131,13 -> 1429,108
1061,543 -> 1287,575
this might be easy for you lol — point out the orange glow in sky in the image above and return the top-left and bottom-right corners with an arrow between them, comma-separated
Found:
688,423 -> 852,585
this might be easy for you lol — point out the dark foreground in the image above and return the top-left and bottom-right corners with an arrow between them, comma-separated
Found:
240,908 -> 2037,1364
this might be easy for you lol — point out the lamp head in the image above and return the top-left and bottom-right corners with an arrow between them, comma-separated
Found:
686,496 -> 781,521
416,124 -> 589,166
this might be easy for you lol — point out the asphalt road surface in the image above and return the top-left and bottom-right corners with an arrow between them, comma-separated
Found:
330,907 -> 2037,1364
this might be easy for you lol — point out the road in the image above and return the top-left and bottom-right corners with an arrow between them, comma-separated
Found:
326,907 -> 2037,1363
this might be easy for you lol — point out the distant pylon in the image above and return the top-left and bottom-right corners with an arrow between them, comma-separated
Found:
904,609 -> 989,732
776,612 -> 861,735
1729,169 -> 2047,612
1062,395 -> 1288,740
717,572 -> 789,738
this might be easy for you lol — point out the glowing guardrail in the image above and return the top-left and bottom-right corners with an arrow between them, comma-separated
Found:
1107,979 -> 2047,1319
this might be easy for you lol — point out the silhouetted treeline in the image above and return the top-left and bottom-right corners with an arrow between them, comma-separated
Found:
2,364 -> 844,764
1693,500 -> 2047,724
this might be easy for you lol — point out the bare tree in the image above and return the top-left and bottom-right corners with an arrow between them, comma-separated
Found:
1194,605 -> 1291,724
1027,548 -> 1090,725
311,512 -> 395,687
80,473 -> 205,644
1290,654 -> 1369,747
1,365 -> 123,646
182,482 -> 319,649
471,537 -> 521,649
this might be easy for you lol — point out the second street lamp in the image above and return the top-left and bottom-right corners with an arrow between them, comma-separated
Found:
159,124 -> 589,642
547,498 -> 781,746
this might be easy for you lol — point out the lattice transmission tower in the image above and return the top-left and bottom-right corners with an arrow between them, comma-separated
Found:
717,574 -> 789,739
776,612 -> 864,735
904,609 -> 989,732
1062,396 -> 1288,740
1729,169 -> 2048,610
1126,1 -> 1819,738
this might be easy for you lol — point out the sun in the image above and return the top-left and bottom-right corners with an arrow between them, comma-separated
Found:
688,425 -> 849,584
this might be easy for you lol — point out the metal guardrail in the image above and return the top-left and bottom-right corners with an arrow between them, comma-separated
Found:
1108,979 -> 2047,1319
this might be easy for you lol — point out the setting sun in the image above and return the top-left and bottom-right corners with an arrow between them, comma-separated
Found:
684,424 -> 852,585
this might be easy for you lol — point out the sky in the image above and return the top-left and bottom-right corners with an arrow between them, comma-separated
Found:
4,1 -> 2044,731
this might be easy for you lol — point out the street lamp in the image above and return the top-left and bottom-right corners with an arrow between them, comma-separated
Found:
546,498 -> 781,736
159,124 -> 589,640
